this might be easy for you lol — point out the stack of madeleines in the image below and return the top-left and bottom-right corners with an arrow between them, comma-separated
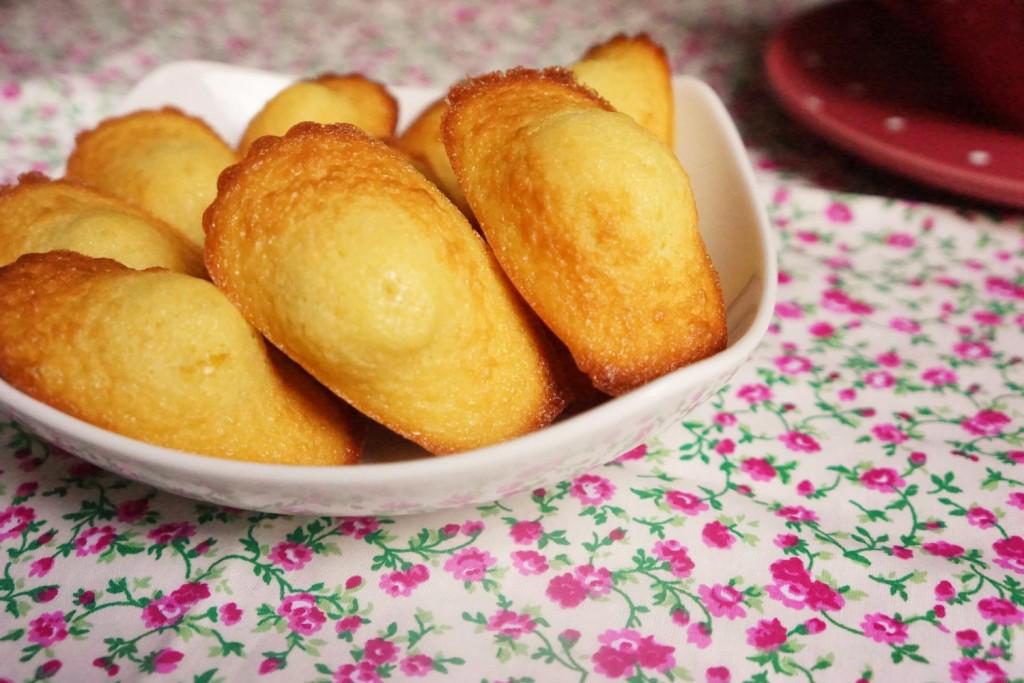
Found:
0,34 -> 726,465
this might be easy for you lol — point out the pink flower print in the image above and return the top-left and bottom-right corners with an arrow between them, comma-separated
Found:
570,474 -> 615,505
116,498 -> 149,523
406,563 -> 429,584
779,431 -> 820,453
775,355 -> 812,375
741,458 -> 776,481
714,438 -> 735,455
935,580 -> 956,602
617,444 -> 647,461
334,661 -> 380,683
706,666 -> 731,683
961,410 -> 1010,436
966,507 -> 996,529
891,545 -> 913,559
142,596 -> 186,628
147,522 -> 196,545
443,547 -> 495,582
978,597 -> 1023,624
336,615 -> 363,634
955,629 -> 981,648
574,564 -> 613,597
75,526 -> 116,556
687,622 -> 712,648
778,270 -> 792,284
653,540 -> 695,577
953,341 -> 992,360
460,520 -> 484,535
861,613 -> 908,644
993,536 -> 1024,574
922,366 -> 957,386
259,658 -> 282,675
219,602 -> 242,626
486,610 -> 536,639
973,310 -> 1002,326
1008,492 -> 1024,510
664,490 -> 708,516
714,412 -> 736,427
808,321 -> 834,337
277,593 -> 325,635
152,649 -> 183,674
822,288 -> 872,314
363,637 -> 398,665
591,644 -> 634,678
510,550 -> 548,575
886,232 -> 915,248
890,317 -> 921,333
27,611 -> 67,647
546,573 -> 587,608
985,275 -> 1024,299
864,370 -> 895,388
338,516 -> 379,539
593,629 -> 675,677
268,542 -> 313,571
746,618 -> 788,651
804,617 -> 826,634
775,301 -> 803,319
699,583 -> 746,619
796,480 -> 815,497
379,570 -> 416,597
876,351 -> 901,367
796,230 -> 818,243
776,505 -> 818,523
0,505 -> 35,542
766,558 -> 844,611
949,658 -> 1007,683
859,467 -> 906,493
509,520 -> 543,545
1,81 -> 21,100
29,557 -> 54,578
170,582 -> 210,607
923,541 -> 964,558
872,424 -> 908,444
737,383 -> 772,404
399,654 -> 433,677
825,201 -> 852,223
774,533 -> 799,549
702,521 -> 735,549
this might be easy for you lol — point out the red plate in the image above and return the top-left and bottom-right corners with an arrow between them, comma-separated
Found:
765,0 -> 1024,208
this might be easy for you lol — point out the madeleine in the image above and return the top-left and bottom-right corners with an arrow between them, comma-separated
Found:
0,173 -> 203,276
65,107 -> 236,250
0,251 -> 360,465
570,33 -> 675,146
238,73 -> 398,156
444,68 -> 726,395
394,98 -> 470,215
205,122 -> 567,454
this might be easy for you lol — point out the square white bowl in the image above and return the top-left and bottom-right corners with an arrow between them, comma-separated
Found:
0,61 -> 776,515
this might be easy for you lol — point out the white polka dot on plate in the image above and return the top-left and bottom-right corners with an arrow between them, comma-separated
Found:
884,116 -> 906,132
967,150 -> 991,167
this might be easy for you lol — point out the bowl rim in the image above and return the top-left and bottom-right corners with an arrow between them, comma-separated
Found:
0,65 -> 777,486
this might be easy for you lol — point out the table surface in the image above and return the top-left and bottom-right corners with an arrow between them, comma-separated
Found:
1,1 -> 1023,682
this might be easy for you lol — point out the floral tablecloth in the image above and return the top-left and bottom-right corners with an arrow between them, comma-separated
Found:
2,1 -> 1023,682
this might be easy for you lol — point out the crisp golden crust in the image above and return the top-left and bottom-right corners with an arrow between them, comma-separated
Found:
444,68 -> 726,395
238,73 -> 399,156
571,33 -> 675,146
0,173 -> 204,276
395,98 -> 471,216
0,251 -> 361,465
65,107 -> 236,250
205,122 -> 568,454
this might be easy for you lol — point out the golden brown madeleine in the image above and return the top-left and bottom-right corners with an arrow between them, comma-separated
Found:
444,68 -> 726,396
205,122 -> 567,454
238,73 -> 398,156
0,173 -> 204,276
571,33 -> 675,147
65,107 -> 236,250
0,251 -> 360,465
395,98 -> 471,216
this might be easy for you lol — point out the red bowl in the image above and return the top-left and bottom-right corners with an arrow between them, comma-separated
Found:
881,0 -> 1024,130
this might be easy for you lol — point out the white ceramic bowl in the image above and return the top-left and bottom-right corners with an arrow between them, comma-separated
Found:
0,61 -> 776,515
